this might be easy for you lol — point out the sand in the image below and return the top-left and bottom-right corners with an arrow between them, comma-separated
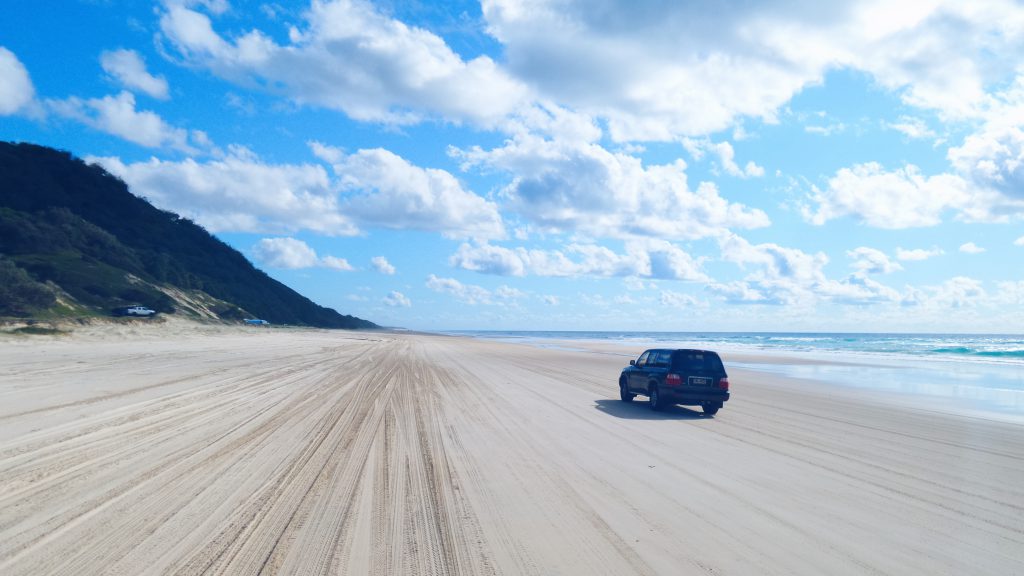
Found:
0,324 -> 1022,575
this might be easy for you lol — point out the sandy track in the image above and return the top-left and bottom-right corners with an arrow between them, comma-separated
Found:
0,330 -> 1021,575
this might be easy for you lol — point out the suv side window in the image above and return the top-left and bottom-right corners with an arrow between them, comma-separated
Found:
657,350 -> 673,367
636,351 -> 651,367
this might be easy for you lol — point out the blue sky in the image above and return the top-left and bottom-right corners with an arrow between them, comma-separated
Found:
2,0 -> 1024,332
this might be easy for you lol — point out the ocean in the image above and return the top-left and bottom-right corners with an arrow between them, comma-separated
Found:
445,331 -> 1024,415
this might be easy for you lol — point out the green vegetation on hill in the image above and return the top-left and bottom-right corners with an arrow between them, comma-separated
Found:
0,142 -> 377,329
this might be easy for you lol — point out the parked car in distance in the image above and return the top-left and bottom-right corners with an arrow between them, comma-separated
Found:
112,305 -> 157,317
619,348 -> 730,415
244,318 -> 270,326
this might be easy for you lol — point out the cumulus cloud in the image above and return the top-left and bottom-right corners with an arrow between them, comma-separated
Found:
847,247 -> 902,274
1015,236 -> 1024,246
450,239 -> 708,281
383,291 -> 411,307
705,281 -> 769,304
88,149 -> 356,235
804,162 -> 972,228
371,256 -> 395,275
994,281 -> 1024,305
320,255 -> 354,270
715,233 -> 902,305
896,247 -> 945,261
100,49 -> 170,99
959,242 -> 986,254
624,276 -> 657,291
49,91 -> 194,151
455,134 -> 768,240
158,0 -> 528,125
312,143 -> 505,240
425,274 -> 523,306
0,47 -> 35,115
929,276 -> 986,308
481,0 -> 1024,140
90,143 -> 503,239
145,0 -> 1024,146
683,139 -> 764,178
886,115 -> 937,140
947,78 -> 1024,199
660,290 -> 700,308
251,237 -> 353,270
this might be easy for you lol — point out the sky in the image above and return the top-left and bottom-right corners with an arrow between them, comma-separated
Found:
2,0 -> 1024,332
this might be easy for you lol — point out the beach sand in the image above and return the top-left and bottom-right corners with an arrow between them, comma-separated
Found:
1,324 -> 1022,575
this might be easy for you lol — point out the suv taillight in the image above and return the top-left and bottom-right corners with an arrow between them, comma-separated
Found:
718,377 -> 729,390
666,373 -> 682,386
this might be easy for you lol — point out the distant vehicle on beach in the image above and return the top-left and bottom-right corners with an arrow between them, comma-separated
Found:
244,318 -> 270,326
619,349 -> 730,415
112,305 -> 156,317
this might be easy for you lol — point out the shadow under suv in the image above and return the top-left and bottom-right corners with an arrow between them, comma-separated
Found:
619,348 -> 730,415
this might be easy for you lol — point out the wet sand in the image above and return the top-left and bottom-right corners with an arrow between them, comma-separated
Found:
1,325 -> 1022,574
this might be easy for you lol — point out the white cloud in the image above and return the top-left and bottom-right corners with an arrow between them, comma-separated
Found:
684,139 -> 764,178
251,237 -> 353,270
92,143 -> 505,239
624,276 -> 656,291
88,150 -> 356,235
159,1 -> 529,125
886,115 -> 937,139
929,276 -> 986,308
495,285 -> 526,300
818,274 -> 903,305
455,134 -> 768,240
424,275 -> 527,306
947,78 -> 1024,199
313,143 -> 505,240
847,247 -> 902,274
715,233 -> 902,305
805,122 -> 846,136
0,47 -> 35,115
50,91 -> 194,151
706,281 -> 769,304
481,0 -> 1024,140
959,242 -> 986,254
320,255 -> 354,270
425,275 -> 495,305
100,49 -> 170,99
451,239 -> 708,281
1015,236 -> 1024,246
371,256 -> 395,275
804,162 -> 972,228
994,281 -> 1024,305
542,295 -> 559,305
383,290 -> 411,307
252,237 -> 318,268
718,233 -> 828,284
660,290 -> 699,308
896,247 -> 945,261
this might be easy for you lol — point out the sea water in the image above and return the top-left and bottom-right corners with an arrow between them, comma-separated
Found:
445,331 -> 1024,414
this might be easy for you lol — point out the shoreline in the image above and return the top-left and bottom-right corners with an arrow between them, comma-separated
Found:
1,327 -> 1021,574
453,333 -> 1024,423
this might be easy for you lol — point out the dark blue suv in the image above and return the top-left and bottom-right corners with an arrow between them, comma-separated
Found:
619,349 -> 730,415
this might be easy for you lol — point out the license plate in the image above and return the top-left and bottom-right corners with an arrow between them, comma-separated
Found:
688,376 -> 710,386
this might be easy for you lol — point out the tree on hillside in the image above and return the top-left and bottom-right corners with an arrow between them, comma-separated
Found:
0,257 -> 55,316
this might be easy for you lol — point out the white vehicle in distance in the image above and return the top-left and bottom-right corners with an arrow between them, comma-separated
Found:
119,305 -> 156,317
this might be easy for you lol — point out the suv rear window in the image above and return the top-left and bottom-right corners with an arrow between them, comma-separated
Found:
671,351 -> 724,372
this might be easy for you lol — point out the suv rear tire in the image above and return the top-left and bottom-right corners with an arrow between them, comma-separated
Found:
649,385 -> 665,411
702,403 -> 721,416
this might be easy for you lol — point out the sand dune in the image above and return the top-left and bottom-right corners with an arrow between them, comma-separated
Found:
1,328 -> 1021,575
